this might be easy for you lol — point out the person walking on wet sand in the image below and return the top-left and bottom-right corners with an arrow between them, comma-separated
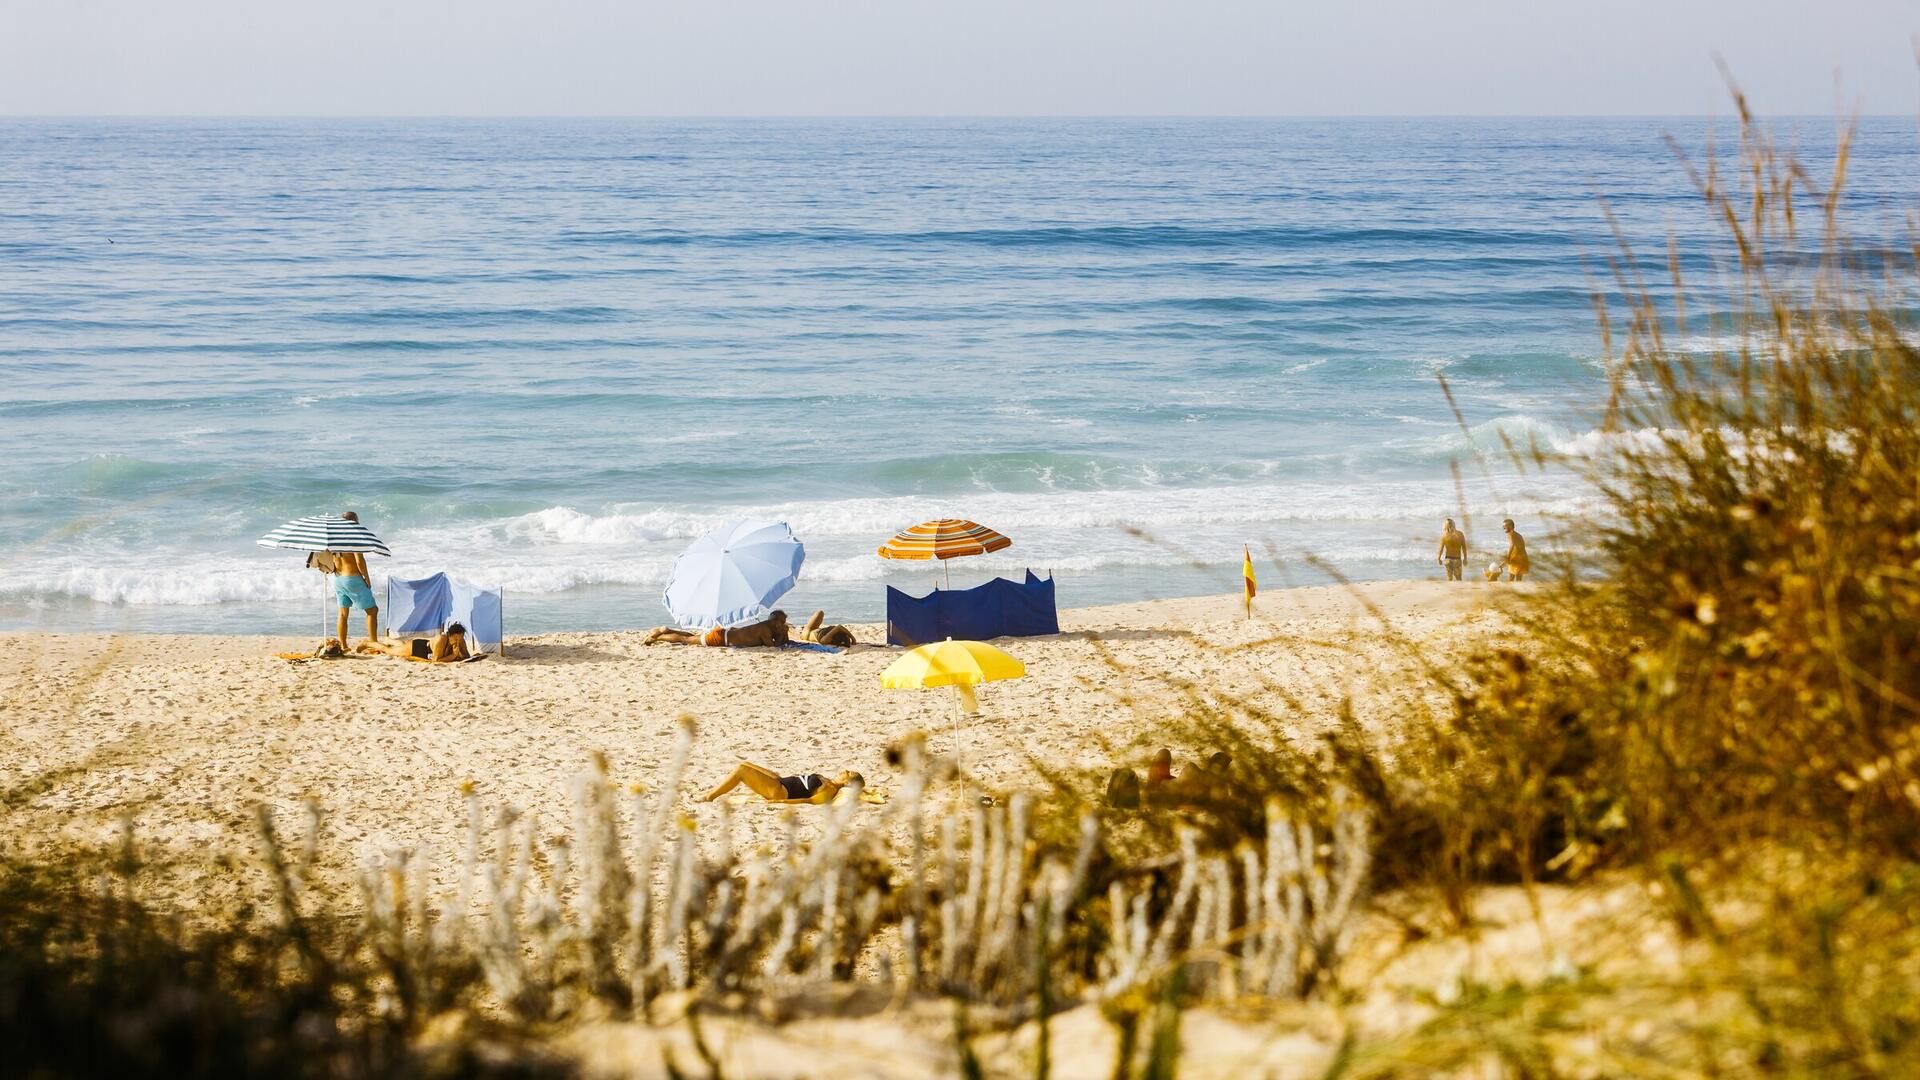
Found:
1501,518 -> 1530,581
1437,518 -> 1468,581
333,511 -> 379,644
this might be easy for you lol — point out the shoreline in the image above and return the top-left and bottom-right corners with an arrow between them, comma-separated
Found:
0,572 -> 1504,641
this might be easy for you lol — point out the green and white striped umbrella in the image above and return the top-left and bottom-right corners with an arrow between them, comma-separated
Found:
256,515 -> 391,556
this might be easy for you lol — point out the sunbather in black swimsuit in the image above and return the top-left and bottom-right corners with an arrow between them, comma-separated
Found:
778,773 -> 828,800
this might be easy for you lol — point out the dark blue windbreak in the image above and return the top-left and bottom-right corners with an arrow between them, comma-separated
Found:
886,570 -> 1059,647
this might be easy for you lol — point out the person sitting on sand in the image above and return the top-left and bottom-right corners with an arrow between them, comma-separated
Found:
1501,518 -> 1530,582
1165,751 -> 1231,800
1437,518 -> 1468,582
700,762 -> 864,805
1107,749 -> 1231,809
644,610 -> 791,647
800,610 -> 857,648
1106,748 -> 1181,807
358,621 -> 472,662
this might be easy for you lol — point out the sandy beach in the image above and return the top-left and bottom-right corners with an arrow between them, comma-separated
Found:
0,581 -> 1520,896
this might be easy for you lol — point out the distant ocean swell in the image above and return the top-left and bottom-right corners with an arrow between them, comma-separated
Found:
5,117 -> 1905,633
554,223 -> 1576,251
11,415 -> 1628,504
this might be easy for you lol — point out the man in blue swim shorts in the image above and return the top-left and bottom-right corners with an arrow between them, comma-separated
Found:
333,511 -> 380,645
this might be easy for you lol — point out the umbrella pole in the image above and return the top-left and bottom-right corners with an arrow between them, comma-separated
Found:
950,683 -> 981,767
950,685 -> 964,767
322,573 -> 332,642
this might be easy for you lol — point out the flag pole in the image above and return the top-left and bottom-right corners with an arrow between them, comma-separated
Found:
1242,544 -> 1256,621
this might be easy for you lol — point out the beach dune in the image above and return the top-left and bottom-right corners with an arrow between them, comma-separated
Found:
0,581 -> 1515,904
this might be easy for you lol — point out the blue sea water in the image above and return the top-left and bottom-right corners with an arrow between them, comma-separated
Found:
1,117 -> 1914,634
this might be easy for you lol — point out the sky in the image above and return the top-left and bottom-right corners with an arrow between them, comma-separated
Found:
2,0 -> 1916,117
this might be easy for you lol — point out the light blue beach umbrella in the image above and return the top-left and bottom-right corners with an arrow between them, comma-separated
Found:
663,519 -> 806,630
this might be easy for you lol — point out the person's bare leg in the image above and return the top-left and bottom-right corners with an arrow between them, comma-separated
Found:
645,627 -> 699,645
701,762 -> 787,801
337,606 -> 348,645
365,607 -> 379,642
804,610 -> 825,643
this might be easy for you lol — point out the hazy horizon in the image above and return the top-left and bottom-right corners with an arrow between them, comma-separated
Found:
4,113 -> 1914,121
4,0 -> 1915,118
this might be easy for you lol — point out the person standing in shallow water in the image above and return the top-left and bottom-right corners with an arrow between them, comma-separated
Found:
1502,518 -> 1530,582
1437,518 -> 1468,581
333,511 -> 380,644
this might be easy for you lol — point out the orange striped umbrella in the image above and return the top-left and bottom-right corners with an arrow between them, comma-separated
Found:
876,518 -> 1012,561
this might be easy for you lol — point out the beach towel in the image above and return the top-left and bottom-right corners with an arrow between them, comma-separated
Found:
276,640 -> 365,663
742,788 -> 887,806
781,641 -> 843,654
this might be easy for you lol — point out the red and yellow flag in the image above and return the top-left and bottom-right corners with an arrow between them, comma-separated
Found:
1242,545 -> 1257,617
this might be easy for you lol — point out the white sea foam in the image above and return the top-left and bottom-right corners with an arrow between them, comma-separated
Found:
0,538 -> 1506,607
448,484 -> 1598,549
0,467 -> 1595,608
1403,413 -> 1713,463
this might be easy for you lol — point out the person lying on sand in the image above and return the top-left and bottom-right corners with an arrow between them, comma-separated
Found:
1105,749 -> 1231,808
700,762 -> 873,805
357,622 -> 472,662
800,610 -> 857,648
644,610 -> 790,647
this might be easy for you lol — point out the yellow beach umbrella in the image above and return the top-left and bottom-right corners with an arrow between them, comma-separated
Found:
882,639 -> 1024,718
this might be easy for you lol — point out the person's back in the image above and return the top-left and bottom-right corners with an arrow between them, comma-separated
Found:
332,512 -> 380,643
724,610 -> 790,647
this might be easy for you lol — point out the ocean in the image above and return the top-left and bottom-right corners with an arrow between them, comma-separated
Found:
2,117 -> 1914,635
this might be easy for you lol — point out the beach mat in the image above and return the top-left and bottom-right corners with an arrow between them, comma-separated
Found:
277,643 -> 369,663
782,641 -> 843,654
